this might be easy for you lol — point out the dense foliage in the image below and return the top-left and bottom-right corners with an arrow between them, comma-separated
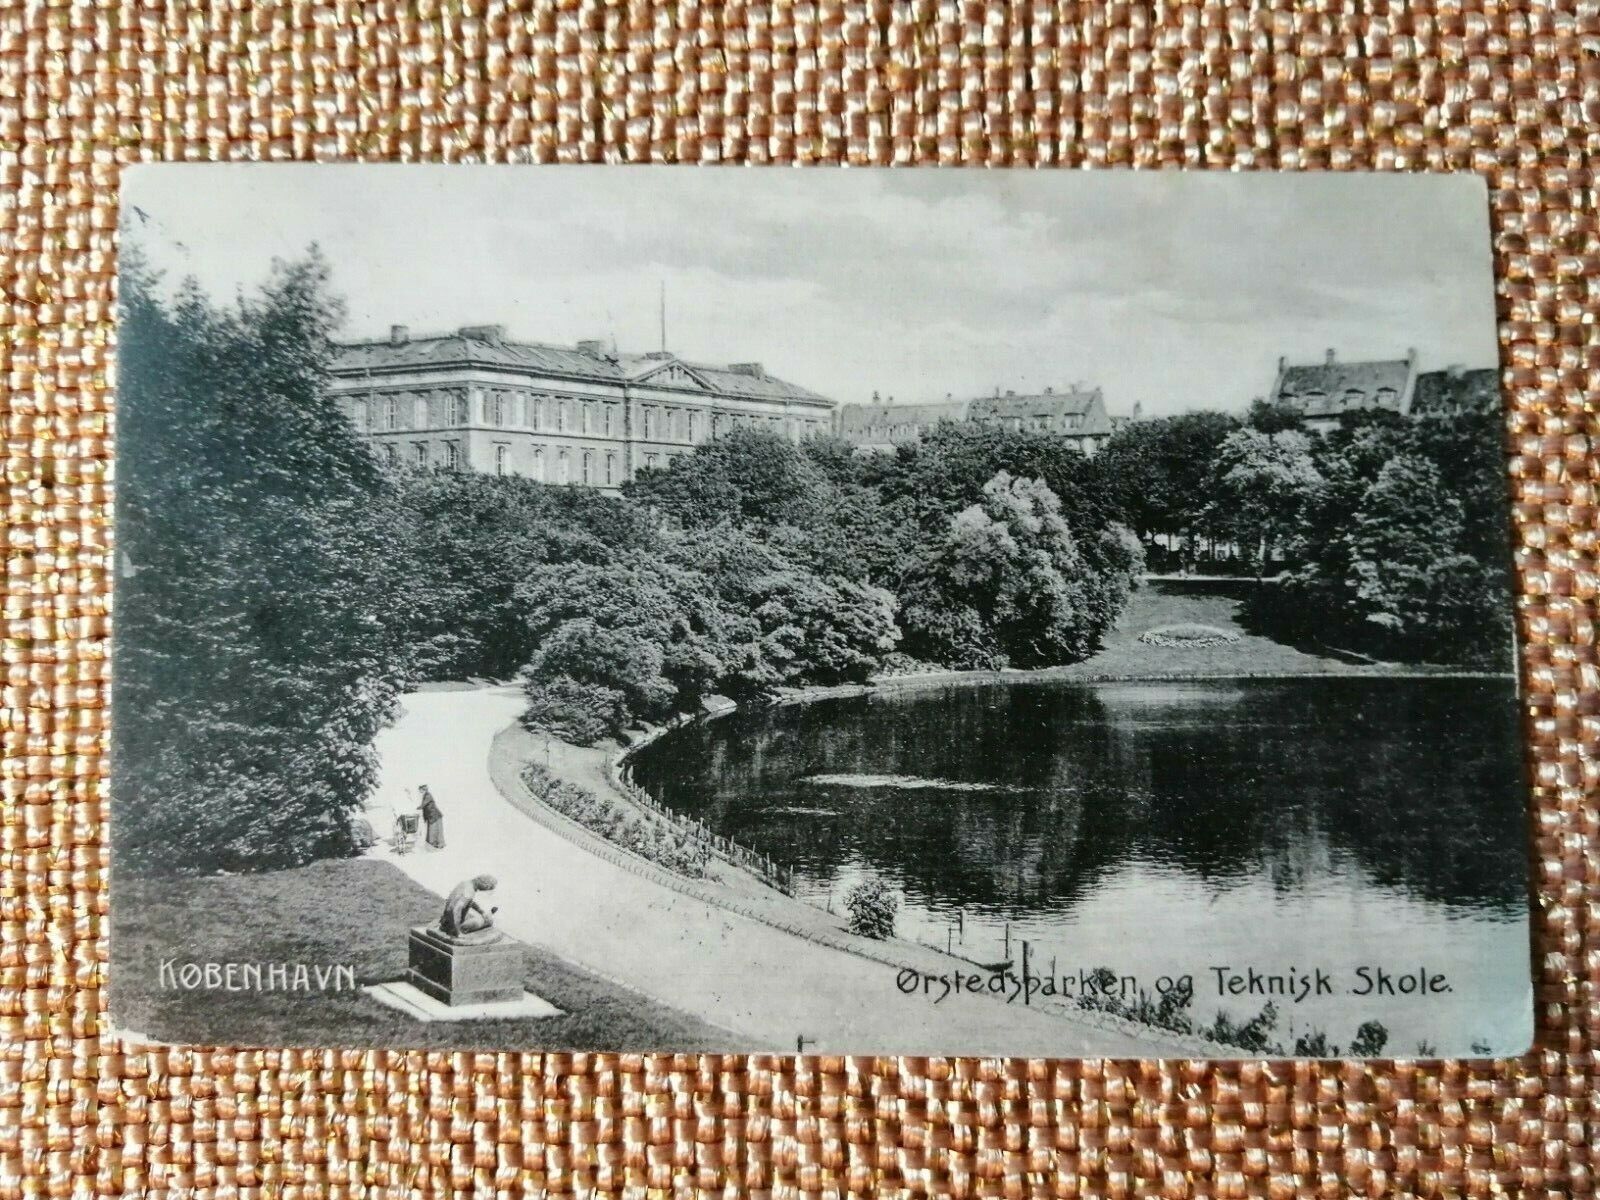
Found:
121,252 -> 1507,876
1095,402 -> 1512,666
116,252 -> 403,873
1254,411 -> 1513,665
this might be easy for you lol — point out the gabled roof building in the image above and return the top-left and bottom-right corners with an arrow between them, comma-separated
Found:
1268,348 -> 1419,431
1268,348 -> 1500,431
327,324 -> 836,489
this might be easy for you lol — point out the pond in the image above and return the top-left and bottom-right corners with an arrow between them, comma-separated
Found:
630,676 -> 1532,1055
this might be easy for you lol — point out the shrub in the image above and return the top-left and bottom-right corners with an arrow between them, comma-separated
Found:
843,878 -> 898,939
521,674 -> 627,746
1348,1020 -> 1389,1057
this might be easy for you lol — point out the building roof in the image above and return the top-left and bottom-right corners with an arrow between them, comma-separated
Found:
331,326 -> 831,406
835,400 -> 972,434
1274,354 -> 1414,420
968,389 -> 1100,420
837,387 -> 1110,438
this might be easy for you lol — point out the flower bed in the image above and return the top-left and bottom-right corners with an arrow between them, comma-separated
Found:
520,762 -> 710,879
1137,622 -> 1243,648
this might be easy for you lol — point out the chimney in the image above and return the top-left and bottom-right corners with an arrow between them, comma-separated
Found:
872,390 -> 880,402
459,324 -> 505,344
1045,386 -> 1053,394
1324,348 -> 1336,365
729,362 -> 766,379
389,325 -> 409,346
1133,401 -> 1143,419
1406,346 -> 1417,366
1005,389 -> 1015,397
1277,355 -> 1285,372
576,338 -> 607,356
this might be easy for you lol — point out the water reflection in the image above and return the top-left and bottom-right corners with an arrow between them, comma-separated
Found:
637,677 -> 1528,918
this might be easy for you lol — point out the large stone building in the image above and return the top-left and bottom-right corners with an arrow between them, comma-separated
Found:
835,386 -> 1115,455
1267,349 -> 1499,432
328,324 -> 836,490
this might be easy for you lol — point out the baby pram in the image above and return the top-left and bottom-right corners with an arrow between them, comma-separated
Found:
393,812 -> 420,855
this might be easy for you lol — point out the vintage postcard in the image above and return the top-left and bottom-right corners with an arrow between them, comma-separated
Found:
111,166 -> 1531,1058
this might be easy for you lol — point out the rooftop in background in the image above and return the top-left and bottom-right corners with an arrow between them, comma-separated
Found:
836,385 -> 1115,452
331,324 -> 834,407
1270,348 -> 1418,423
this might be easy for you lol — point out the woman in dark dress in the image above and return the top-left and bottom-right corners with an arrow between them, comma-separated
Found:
418,785 -> 445,849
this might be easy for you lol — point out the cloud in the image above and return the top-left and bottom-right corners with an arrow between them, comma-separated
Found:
122,166 -> 1498,417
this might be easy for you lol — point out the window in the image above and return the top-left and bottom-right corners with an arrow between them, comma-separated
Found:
495,444 -> 509,476
452,394 -> 470,425
558,449 -> 570,484
603,405 -> 614,436
555,401 -> 566,433
444,442 -> 460,471
384,443 -> 400,466
530,396 -> 542,429
582,451 -> 593,485
385,396 -> 399,430
351,399 -> 369,431
532,447 -> 545,482
470,388 -> 484,423
688,411 -> 699,442
412,443 -> 428,469
642,408 -> 653,440
493,395 -> 507,427
605,453 -> 616,486
580,402 -> 591,434
645,453 -> 659,469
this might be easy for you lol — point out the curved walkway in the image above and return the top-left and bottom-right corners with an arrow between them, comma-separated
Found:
366,685 -> 1193,1057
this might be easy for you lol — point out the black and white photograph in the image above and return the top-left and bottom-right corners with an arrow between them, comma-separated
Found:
111,166 -> 1530,1058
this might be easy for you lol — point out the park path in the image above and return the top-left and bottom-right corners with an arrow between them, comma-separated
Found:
364,685 -> 1187,1056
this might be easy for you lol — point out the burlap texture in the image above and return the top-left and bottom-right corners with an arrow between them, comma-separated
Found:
1,1 -> 1595,1196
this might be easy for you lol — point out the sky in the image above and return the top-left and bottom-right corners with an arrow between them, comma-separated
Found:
122,166 -> 1500,418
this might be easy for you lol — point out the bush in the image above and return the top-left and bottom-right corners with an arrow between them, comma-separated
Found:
521,674 -> 627,746
1348,1020 -> 1389,1057
843,878 -> 898,939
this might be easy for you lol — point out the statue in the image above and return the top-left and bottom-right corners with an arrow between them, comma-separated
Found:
439,874 -> 500,943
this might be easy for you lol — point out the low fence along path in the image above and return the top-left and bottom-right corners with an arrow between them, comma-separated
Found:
364,684 -> 1185,1055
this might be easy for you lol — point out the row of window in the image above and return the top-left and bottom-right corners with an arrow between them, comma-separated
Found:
350,391 -> 827,441
1283,386 -> 1400,408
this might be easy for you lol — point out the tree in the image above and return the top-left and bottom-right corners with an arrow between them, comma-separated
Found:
751,572 -> 901,686
1248,397 -> 1306,434
1342,456 -> 1505,661
1206,428 -> 1321,578
384,471 -> 655,680
1095,411 -> 1241,549
1255,414 -> 1514,667
116,249 -> 402,873
900,472 -> 1125,669
518,558 -> 749,740
623,427 -> 833,530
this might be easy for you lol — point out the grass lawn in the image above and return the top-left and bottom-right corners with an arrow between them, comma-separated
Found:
882,579 -> 1484,686
111,857 -> 750,1052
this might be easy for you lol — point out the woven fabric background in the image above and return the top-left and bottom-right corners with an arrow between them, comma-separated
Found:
1,1 -> 1595,1196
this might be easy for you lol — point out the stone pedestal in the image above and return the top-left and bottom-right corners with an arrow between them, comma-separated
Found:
406,925 -> 526,1005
